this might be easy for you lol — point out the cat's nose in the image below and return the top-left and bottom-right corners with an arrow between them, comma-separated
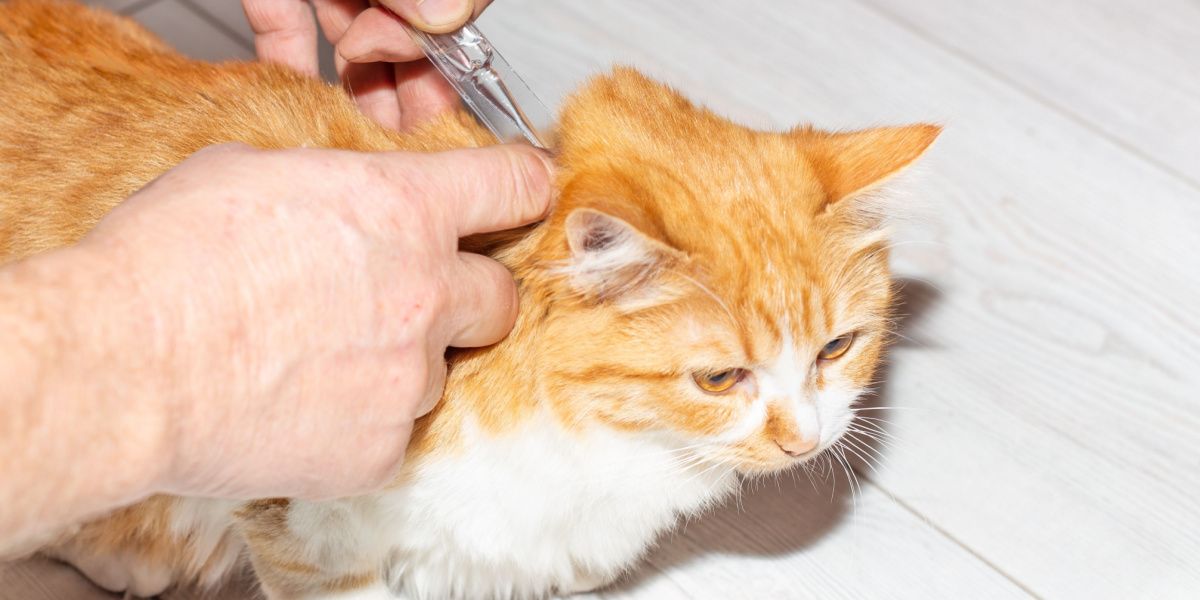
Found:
774,434 -> 818,457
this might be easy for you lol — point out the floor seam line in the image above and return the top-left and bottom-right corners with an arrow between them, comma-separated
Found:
118,0 -> 161,16
855,469 -> 1044,599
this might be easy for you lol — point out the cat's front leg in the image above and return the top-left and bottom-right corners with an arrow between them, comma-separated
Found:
276,580 -> 398,600
237,497 -> 394,600
42,541 -> 173,597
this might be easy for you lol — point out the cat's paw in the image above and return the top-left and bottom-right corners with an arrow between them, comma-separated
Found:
303,581 -> 397,600
558,571 -> 618,596
44,545 -> 173,598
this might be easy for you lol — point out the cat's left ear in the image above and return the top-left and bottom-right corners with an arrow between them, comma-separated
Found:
800,124 -> 942,204
561,208 -> 685,302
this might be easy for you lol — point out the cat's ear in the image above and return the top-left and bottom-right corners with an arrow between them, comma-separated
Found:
561,208 -> 683,302
800,124 -> 941,204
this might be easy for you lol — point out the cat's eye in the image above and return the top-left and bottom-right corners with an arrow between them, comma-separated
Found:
818,333 -> 856,361
692,369 -> 746,394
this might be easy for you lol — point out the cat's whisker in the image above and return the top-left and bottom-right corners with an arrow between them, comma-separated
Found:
852,414 -> 897,424
675,463 -> 721,490
849,419 -> 896,434
848,419 -> 900,439
846,431 -> 898,457
847,422 -> 899,445
846,428 -> 895,453
593,441 -> 714,463
891,273 -> 951,297
831,446 -> 860,513
840,444 -> 880,477
588,453 -> 712,481
551,444 -> 720,486
799,460 -> 821,495
850,423 -> 899,446
843,446 -> 864,489
817,452 -> 834,482
840,436 -> 886,475
884,330 -> 925,347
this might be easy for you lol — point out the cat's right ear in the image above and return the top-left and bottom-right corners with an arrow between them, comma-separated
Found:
561,208 -> 683,303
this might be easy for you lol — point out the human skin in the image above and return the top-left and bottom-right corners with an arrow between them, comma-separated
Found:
0,142 -> 553,553
243,0 -> 497,131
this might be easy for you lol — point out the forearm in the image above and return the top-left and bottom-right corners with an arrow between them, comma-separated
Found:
0,246 -> 166,555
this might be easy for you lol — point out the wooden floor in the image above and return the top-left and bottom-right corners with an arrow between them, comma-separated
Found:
4,0 -> 1199,598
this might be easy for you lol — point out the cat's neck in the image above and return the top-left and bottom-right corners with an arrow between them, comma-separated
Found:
402,229 -> 560,459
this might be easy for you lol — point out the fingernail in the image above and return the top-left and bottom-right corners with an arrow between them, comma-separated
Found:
534,149 -> 556,178
533,150 -> 557,217
416,0 -> 469,28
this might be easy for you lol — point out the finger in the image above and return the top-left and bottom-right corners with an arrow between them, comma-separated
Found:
415,350 -> 448,416
337,6 -> 424,63
407,145 -> 555,237
378,0 -> 474,34
446,252 -> 519,348
310,0 -> 367,45
471,0 -> 493,19
243,0 -> 320,77
393,61 -> 460,131
341,61 -> 403,130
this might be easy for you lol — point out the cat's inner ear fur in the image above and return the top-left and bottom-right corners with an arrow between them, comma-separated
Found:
800,124 -> 941,208
562,208 -> 684,303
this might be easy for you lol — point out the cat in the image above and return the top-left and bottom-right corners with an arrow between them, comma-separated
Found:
0,1 -> 940,598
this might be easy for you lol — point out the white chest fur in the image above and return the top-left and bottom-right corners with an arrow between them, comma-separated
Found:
319,413 -> 739,599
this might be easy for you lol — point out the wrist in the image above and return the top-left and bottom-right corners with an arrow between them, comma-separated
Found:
0,244 -> 173,501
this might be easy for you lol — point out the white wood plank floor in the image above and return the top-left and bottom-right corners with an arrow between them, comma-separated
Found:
3,1 -> 1198,598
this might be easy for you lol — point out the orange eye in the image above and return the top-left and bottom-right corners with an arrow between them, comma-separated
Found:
692,369 -> 745,394
818,333 -> 855,361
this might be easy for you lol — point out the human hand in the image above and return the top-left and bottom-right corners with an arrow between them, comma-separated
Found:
243,0 -> 496,131
74,142 -> 551,500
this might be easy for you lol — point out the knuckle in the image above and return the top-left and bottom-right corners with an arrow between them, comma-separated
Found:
398,273 -> 451,333
503,147 -> 552,219
428,273 -> 455,316
362,153 -> 430,217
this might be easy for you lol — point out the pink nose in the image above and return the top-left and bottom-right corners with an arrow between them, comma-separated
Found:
775,435 -> 819,457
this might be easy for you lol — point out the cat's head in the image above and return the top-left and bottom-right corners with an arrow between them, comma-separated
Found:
516,68 -> 938,474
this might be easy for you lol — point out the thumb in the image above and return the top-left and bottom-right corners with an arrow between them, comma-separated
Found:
379,144 -> 555,237
378,0 -> 475,34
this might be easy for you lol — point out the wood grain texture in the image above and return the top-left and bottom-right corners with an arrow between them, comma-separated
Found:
860,0 -> 1200,185
5,0 -> 1199,598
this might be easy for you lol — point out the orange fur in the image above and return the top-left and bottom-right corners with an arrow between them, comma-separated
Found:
0,1 -> 939,596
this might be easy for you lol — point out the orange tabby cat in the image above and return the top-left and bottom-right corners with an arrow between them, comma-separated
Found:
0,1 -> 939,598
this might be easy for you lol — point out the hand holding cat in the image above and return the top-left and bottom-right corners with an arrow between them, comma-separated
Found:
0,142 -> 551,548
97,142 -> 551,500
243,0 -> 496,131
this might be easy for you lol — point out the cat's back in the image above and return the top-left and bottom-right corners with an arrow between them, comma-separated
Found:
0,0 -> 175,65
1,0 -> 190,258
0,0 -> 433,261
